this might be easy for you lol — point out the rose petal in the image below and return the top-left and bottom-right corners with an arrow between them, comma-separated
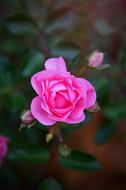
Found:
31,70 -> 70,96
55,93 -> 70,109
77,78 -> 96,109
31,73 -> 43,96
69,76 -> 87,97
70,98 -> 85,119
67,112 -> 85,124
67,85 -> 77,102
31,96 -> 56,126
45,57 -> 67,72
49,83 -> 66,92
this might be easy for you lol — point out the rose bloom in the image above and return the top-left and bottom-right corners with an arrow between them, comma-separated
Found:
0,135 -> 9,166
88,50 -> 104,68
31,57 -> 96,126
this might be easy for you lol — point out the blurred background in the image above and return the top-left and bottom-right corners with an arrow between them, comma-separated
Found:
0,0 -> 126,189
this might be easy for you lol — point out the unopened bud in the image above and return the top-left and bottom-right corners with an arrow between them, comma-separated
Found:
46,133 -> 53,143
58,144 -> 71,157
87,102 -> 100,112
88,50 -> 104,68
20,110 -> 35,125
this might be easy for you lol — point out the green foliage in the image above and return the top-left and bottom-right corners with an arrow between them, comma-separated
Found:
51,41 -> 80,60
45,6 -> 74,33
59,150 -> 100,171
5,14 -> 37,36
35,122 -> 48,131
104,103 -> 126,120
21,50 -> 44,77
61,113 -> 91,133
8,144 -> 50,164
46,6 -> 71,25
94,121 -> 117,145
39,179 -> 62,190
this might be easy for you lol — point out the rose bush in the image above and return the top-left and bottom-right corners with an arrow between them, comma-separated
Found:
31,57 -> 96,126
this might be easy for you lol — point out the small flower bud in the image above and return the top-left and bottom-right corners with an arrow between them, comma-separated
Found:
58,144 -> 71,157
88,50 -> 104,68
46,133 -> 53,143
87,102 -> 100,112
20,110 -> 35,125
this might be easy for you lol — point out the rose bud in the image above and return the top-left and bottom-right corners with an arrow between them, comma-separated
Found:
0,135 -> 9,166
21,110 -> 35,125
88,50 -> 104,68
58,144 -> 71,157
87,102 -> 100,112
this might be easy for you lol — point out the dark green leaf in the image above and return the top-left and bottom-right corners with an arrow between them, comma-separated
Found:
104,103 -> 126,120
5,14 -> 37,35
21,50 -> 44,77
59,150 -> 100,171
94,121 -> 117,145
39,179 -> 62,190
46,6 -> 71,25
93,78 -> 109,104
8,144 -> 50,164
35,122 -> 48,131
0,55 -> 10,73
51,41 -> 80,60
0,38 -> 19,54
68,54 -> 81,70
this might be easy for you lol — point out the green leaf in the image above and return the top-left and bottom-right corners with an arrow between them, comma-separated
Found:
46,6 -> 71,25
39,179 -> 62,190
93,78 -> 109,104
104,103 -> 126,120
94,121 -> 117,145
68,54 -> 81,70
21,50 -> 44,77
35,122 -> 48,131
8,144 -> 50,164
5,14 -> 37,35
51,41 -> 80,60
59,150 -> 100,171
0,55 -> 10,73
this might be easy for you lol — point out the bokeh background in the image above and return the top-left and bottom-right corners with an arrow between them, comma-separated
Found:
0,0 -> 126,189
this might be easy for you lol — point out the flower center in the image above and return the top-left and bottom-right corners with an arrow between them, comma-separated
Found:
54,92 -> 70,109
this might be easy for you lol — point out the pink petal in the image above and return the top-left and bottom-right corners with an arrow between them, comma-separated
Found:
77,78 -> 96,109
49,83 -> 66,92
41,97 -> 52,114
70,98 -> 85,119
31,72 -> 43,96
67,112 -> 85,124
45,57 -> 67,72
54,93 -> 70,109
67,85 -> 77,102
31,70 -> 70,96
59,90 -> 69,101
69,76 -> 87,97
31,96 -> 56,126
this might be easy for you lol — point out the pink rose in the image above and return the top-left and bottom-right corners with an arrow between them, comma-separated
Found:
88,50 -> 104,68
0,135 -> 9,166
31,57 -> 96,126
